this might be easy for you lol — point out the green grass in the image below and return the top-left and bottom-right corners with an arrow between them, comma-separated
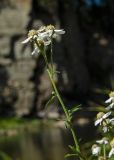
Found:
0,118 -> 40,130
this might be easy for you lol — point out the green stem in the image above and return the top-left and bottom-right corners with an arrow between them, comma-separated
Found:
103,144 -> 106,160
47,69 -> 69,120
47,69 -> 84,160
35,41 -> 84,160
50,40 -> 54,77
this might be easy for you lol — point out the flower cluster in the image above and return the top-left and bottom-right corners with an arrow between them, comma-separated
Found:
92,137 -> 114,158
92,92 -> 114,159
22,25 -> 65,55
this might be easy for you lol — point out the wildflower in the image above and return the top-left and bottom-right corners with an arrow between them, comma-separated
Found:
95,112 -> 111,126
96,137 -> 108,145
22,25 -> 65,55
105,91 -> 114,104
105,92 -> 114,110
92,144 -> 101,156
109,138 -> 114,158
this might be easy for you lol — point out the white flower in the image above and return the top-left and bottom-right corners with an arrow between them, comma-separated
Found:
92,144 -> 101,156
21,25 -> 65,55
109,148 -> 114,158
95,112 -> 111,126
96,138 -> 108,145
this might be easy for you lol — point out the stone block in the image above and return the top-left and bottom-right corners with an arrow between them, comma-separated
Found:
0,0 -> 31,35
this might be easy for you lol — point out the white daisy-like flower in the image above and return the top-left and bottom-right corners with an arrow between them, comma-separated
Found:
95,112 -> 111,126
96,138 -> 108,145
92,144 -> 101,156
22,25 -> 65,55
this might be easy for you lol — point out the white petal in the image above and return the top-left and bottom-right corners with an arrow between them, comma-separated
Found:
38,32 -> 49,38
103,112 -> 111,119
96,140 -> 104,144
109,148 -> 114,158
54,29 -> 65,34
103,126 -> 109,133
22,36 -> 32,44
96,139 -> 108,144
94,118 -> 102,126
106,103 -> 114,110
110,118 -> 114,125
31,47 -> 39,55
92,146 -> 101,156
105,97 -> 113,103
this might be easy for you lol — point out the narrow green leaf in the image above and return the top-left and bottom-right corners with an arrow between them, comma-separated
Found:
45,95 -> 56,109
65,153 -> 77,158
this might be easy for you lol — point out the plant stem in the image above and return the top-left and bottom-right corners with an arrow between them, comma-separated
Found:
103,144 -> 106,160
47,68 -> 84,160
35,41 -> 84,160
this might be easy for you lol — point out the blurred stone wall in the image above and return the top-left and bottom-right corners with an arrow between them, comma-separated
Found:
1,0 -> 114,117
0,0 -> 36,116
0,0 -> 89,117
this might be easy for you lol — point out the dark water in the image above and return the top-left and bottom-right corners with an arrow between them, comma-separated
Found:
0,125 -> 68,160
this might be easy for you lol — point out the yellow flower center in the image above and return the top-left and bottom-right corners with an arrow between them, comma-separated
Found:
109,91 -> 114,98
46,24 -> 55,31
96,112 -> 104,119
28,30 -> 37,38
